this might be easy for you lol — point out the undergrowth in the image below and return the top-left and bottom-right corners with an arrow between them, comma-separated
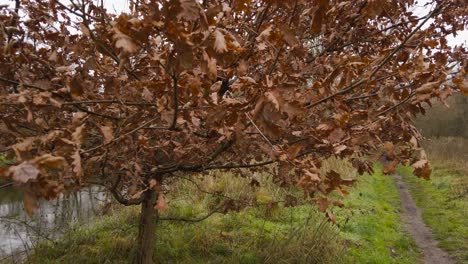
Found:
23,159 -> 419,264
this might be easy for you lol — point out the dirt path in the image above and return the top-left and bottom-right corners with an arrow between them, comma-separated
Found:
394,174 -> 453,264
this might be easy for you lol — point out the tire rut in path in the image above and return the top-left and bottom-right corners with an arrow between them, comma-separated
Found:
394,174 -> 453,264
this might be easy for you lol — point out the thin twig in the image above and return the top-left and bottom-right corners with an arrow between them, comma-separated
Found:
0,182 -> 13,189
82,117 -> 160,153
306,5 -> 442,109
246,113 -> 274,149
376,92 -> 415,117
63,100 -> 157,106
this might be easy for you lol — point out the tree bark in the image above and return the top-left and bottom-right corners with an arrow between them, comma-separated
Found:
136,190 -> 158,264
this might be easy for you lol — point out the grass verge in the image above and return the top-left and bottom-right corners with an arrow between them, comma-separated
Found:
24,161 -> 419,264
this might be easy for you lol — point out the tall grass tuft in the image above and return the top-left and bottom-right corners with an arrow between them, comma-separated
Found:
421,137 -> 468,200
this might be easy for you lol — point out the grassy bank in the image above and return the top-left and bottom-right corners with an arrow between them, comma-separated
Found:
396,137 -> 468,263
22,161 -> 418,264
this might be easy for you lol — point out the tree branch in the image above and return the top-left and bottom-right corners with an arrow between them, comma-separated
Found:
63,100 -> 157,107
0,77 -> 120,120
169,75 -> 179,130
159,204 -> 224,223
376,92 -> 415,117
82,117 -> 161,153
109,175 -> 144,206
305,5 -> 442,109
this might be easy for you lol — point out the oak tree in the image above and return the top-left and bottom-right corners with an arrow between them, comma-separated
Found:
0,0 -> 466,263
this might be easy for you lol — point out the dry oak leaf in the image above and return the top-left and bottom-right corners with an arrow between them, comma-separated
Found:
33,154 -> 67,169
72,150 -> 83,179
79,23 -> 91,37
142,87 -> 154,102
99,124 -> 114,144
10,162 -> 39,183
207,55 -> 217,80
154,193 -> 167,211
278,24 -> 300,47
12,137 -> 36,159
177,0 -> 201,21
213,29 -> 228,53
412,159 -> 431,180
72,124 -> 86,146
68,75 -> 84,97
113,30 -> 139,53
23,192 -> 38,217
287,143 -> 302,159
416,81 -> 439,95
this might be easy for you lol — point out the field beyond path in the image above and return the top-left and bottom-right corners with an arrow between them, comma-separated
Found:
394,174 -> 453,264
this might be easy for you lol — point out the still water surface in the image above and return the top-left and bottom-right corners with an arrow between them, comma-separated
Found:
0,185 -> 109,260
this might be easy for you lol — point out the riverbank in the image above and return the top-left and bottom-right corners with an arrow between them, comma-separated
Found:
23,163 -> 419,264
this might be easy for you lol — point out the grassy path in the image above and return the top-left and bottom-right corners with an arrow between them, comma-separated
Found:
335,165 -> 419,264
394,173 -> 452,264
397,166 -> 468,263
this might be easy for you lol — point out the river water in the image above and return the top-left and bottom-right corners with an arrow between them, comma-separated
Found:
0,185 -> 109,261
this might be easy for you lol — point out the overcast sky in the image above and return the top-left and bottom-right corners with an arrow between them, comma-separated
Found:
0,0 -> 466,47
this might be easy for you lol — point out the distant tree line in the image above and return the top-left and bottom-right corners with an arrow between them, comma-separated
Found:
415,93 -> 468,138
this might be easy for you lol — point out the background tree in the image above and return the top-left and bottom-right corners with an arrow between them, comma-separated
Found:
0,0 -> 466,263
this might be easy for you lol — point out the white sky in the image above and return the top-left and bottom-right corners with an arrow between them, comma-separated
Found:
0,0 -> 466,47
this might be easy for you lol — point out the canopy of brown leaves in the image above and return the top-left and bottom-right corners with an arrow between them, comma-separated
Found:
0,0 -> 466,217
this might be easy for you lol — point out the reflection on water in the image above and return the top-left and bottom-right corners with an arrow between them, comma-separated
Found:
0,185 -> 110,260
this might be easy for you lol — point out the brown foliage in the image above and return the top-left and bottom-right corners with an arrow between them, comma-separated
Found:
0,0 -> 466,219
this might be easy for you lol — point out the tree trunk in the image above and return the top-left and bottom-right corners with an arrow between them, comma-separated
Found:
136,190 -> 158,264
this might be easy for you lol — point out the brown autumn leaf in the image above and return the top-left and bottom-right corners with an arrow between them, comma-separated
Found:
328,128 -> 346,144
72,124 -> 86,146
213,30 -> 228,53
278,24 -> 300,47
23,191 -> 38,217
383,141 -> 395,155
69,75 -> 84,97
287,143 -> 302,159
113,30 -> 139,53
416,81 -> 440,95
310,5 -> 325,35
154,192 -> 167,211
412,159 -> 431,180
12,137 -> 36,160
256,25 -> 273,42
264,92 -> 280,111
10,162 -> 39,183
204,52 -> 217,80
142,87 -> 154,102
453,73 -> 468,95
79,23 -> 91,37
178,0 -> 200,21
99,124 -> 114,144
326,210 -> 337,224
32,154 -> 67,169
72,150 -> 83,179
237,60 -> 248,76
383,160 -> 399,175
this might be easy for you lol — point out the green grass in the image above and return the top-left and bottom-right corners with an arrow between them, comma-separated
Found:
27,205 -> 343,264
23,161 -> 419,264
335,164 -> 419,264
397,165 -> 468,263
